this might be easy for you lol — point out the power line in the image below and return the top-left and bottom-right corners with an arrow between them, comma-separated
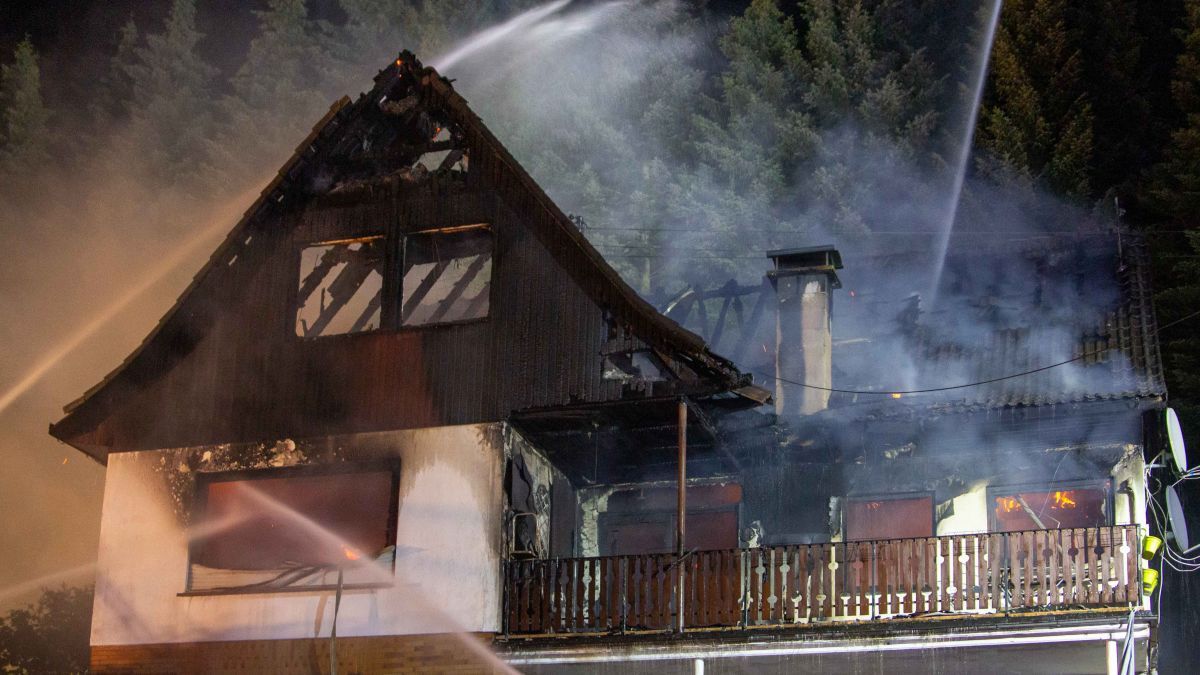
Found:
755,307 -> 1200,396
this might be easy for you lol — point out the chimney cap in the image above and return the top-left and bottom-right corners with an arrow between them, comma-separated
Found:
766,245 -> 843,272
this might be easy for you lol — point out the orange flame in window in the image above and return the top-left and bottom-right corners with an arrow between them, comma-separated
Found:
1052,491 -> 1077,509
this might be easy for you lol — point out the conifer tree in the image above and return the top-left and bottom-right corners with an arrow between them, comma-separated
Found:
0,37 -> 51,177
1146,1 -> 1200,428
122,0 -> 219,183
977,0 -> 1095,198
799,0 -> 941,238
1149,0 -> 1200,219
694,0 -> 813,205
1078,0 -> 1149,197
208,0 -> 336,186
89,18 -> 140,130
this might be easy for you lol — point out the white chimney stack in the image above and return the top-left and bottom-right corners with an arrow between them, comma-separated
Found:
767,246 -> 843,416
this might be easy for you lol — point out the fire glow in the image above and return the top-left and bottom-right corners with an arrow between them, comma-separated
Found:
1052,490 -> 1077,509
996,490 -> 1080,514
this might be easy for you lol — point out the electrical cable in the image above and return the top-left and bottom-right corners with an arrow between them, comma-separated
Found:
754,307 -> 1200,396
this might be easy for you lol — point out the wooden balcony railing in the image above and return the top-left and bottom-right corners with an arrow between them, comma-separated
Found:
503,525 -> 1142,635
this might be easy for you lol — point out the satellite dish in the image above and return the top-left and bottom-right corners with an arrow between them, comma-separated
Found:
1166,407 -> 1189,473
1167,482 -> 1200,555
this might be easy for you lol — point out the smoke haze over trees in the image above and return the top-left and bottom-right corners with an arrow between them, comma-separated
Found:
0,585 -> 91,674
2,0 -> 1200,668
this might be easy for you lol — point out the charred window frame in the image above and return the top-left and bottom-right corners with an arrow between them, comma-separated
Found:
987,480 -> 1112,533
400,224 -> 494,327
843,492 -> 935,541
294,236 -> 390,338
182,459 -> 401,596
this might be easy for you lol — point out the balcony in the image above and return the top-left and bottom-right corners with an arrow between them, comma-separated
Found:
503,525 -> 1142,635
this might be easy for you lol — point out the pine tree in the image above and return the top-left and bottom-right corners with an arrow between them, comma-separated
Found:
1077,0 -> 1149,197
89,18 -> 140,130
976,0 -> 1095,198
694,0 -> 814,203
794,0 -> 941,238
1148,0 -> 1200,219
1146,1 -> 1200,425
208,0 -> 336,187
0,37 -> 51,177
121,0 -> 219,183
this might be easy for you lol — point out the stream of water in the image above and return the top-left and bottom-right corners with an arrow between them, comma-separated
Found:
927,0 -> 1004,309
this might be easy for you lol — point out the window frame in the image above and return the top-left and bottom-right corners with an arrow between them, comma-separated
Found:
842,491 -> 935,542
181,458 -> 401,596
290,234 -> 393,340
290,223 -> 495,340
986,479 -> 1112,533
399,223 -> 495,329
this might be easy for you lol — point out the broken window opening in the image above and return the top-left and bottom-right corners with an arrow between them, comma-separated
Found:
602,349 -> 670,383
295,237 -> 385,338
989,483 -> 1109,532
844,494 -> 934,541
402,226 -> 493,327
413,126 -> 453,171
187,464 -> 398,593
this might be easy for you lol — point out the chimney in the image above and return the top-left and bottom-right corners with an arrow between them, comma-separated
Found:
767,246 -> 843,416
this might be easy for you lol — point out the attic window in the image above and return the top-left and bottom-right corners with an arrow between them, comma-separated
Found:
295,237 -> 385,337
186,464 -> 398,594
990,483 -> 1109,532
402,226 -> 493,326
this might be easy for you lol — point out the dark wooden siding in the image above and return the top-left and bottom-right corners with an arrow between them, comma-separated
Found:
53,54 -> 744,457
67,181 -> 635,451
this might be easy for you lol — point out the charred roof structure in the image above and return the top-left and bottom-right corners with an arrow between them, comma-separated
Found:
50,51 -> 758,462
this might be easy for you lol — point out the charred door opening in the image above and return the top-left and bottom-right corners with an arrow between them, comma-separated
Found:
598,483 -> 740,556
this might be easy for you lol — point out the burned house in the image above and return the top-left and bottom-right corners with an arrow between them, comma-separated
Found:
51,52 -> 1163,674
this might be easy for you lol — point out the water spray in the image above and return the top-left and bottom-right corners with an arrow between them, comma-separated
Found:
927,0 -> 1004,308
433,0 -> 573,71
0,189 -> 258,418
232,483 -> 520,674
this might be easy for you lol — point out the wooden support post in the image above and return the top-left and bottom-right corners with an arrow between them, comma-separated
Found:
677,398 -> 688,633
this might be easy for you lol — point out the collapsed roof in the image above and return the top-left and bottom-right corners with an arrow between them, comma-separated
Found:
663,230 -> 1165,417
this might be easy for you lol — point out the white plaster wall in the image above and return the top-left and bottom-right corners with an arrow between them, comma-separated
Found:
1112,444 -> 1147,527
90,423 -> 503,645
937,483 -> 989,536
